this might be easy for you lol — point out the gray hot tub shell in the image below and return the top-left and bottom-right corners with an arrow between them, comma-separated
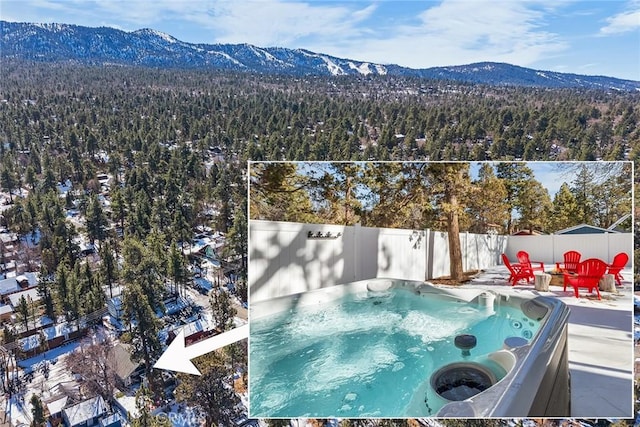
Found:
250,277 -> 571,418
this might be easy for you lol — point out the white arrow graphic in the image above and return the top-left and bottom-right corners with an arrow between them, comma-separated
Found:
154,323 -> 250,375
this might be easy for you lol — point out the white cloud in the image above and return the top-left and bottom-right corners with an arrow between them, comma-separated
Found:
309,0 -> 570,69
600,5 -> 640,35
200,1 -> 375,47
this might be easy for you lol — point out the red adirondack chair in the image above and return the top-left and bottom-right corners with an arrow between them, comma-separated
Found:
502,253 -> 533,286
516,251 -> 545,280
563,258 -> 608,299
607,252 -> 628,286
562,251 -> 581,274
562,250 -> 581,287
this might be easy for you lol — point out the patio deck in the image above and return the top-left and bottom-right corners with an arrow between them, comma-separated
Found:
454,265 -> 633,419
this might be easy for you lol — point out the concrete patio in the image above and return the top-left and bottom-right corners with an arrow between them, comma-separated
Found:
452,265 -> 634,419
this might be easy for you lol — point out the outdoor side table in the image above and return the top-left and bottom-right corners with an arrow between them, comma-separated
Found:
598,274 -> 616,292
534,272 -> 551,291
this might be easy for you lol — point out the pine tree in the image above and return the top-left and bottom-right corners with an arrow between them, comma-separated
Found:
516,180 -> 552,234
167,240 -> 187,297
85,193 -> 108,245
123,282 -> 162,393
427,163 -> 471,281
468,164 -> 508,233
175,352 -> 240,427
210,289 -> 236,332
30,394 -> 46,427
495,163 -> 534,233
17,296 -> 29,331
548,183 -> 581,232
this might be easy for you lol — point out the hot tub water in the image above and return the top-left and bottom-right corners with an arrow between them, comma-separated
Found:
249,287 -> 542,417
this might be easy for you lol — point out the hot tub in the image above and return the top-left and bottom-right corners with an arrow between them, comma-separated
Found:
249,278 -> 570,418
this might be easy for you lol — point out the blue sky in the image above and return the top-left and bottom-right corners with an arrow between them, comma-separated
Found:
2,0 -> 639,80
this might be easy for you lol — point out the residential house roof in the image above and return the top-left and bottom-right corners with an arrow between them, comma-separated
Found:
63,395 -> 107,427
554,223 -> 619,235
511,230 -> 545,236
46,395 -> 69,417
108,343 -> 140,381
0,277 -> 20,295
7,287 -> 40,308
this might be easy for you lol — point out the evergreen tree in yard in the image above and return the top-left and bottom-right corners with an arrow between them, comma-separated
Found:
210,289 -> 236,332
167,240 -> 188,297
249,162 -> 320,223
131,385 -> 171,427
0,160 -> 18,203
123,282 -> 162,394
175,352 -> 240,427
548,183 -> 581,232
30,394 -> 46,427
571,164 -> 597,225
37,273 -> 56,322
85,193 -> 108,246
225,204 -> 247,281
427,163 -> 471,281
316,163 -> 364,225
516,179 -> 552,234
99,240 -> 118,299
17,295 -> 29,331
468,163 -> 508,234
121,238 -> 164,314
495,163 -> 534,234
592,171 -> 632,229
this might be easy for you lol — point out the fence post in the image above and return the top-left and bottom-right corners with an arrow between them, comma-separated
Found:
354,223 -> 361,281
424,228 -> 430,281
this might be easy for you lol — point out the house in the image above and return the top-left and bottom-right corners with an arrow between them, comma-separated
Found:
107,343 -> 142,388
99,413 -> 123,427
62,395 -> 107,427
46,395 -> 69,425
167,317 -> 217,345
107,296 -> 124,320
0,304 -> 13,322
511,230 -> 545,236
0,272 -> 38,303
7,287 -> 41,308
554,224 -> 620,235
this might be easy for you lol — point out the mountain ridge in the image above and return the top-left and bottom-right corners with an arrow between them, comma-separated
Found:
2,20 -> 639,91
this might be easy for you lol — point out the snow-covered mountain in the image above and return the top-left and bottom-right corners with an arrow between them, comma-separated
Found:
2,20 -> 639,91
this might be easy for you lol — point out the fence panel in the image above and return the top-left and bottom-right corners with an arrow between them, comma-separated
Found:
506,233 -> 632,267
249,221 -> 356,302
250,220 -> 535,301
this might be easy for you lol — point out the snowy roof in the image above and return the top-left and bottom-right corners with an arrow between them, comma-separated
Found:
20,334 -> 40,351
63,395 -> 107,427
56,179 -> 73,196
0,232 -> 18,244
0,277 -> 19,295
21,322 -> 80,349
170,317 -> 214,338
108,343 -> 140,380
164,296 -> 190,315
46,395 -> 68,415
0,304 -> 13,315
7,288 -> 41,307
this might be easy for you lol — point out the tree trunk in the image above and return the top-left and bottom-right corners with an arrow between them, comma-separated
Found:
447,191 -> 464,282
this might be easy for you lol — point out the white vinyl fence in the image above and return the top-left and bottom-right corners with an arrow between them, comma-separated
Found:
250,220 -> 633,302
249,220 -> 508,302
505,233 -> 632,268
